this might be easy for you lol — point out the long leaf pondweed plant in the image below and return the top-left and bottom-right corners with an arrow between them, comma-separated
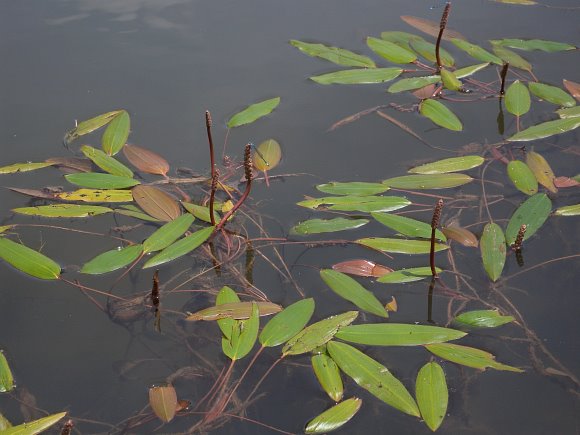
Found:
0,4 -> 579,435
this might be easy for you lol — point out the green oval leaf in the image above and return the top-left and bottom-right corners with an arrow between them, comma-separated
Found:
0,351 -> 14,392
282,311 -> 359,356
259,298 -> 315,347
505,80 -> 531,116
408,156 -> 484,174
316,182 -> 389,196
371,212 -> 446,241
216,286 -> 241,340
557,106 -> 580,119
290,40 -> 376,68
416,362 -> 448,432
80,244 -> 143,275
222,302 -> 260,360
304,397 -> 361,434
425,343 -> 524,372
480,223 -> 506,282
143,214 -> 195,254
335,324 -> 465,346
143,226 -> 214,269
182,202 -> 221,224
507,161 -> 538,195
440,69 -> 462,91
0,162 -> 53,174
0,238 -> 61,280
528,82 -> 576,107
65,110 -> 122,142
454,310 -> 515,328
554,204 -> 580,216
491,45 -> 532,72
505,193 -> 552,245
102,110 -> 130,155
253,138 -> 282,171
490,38 -> 576,52
419,99 -> 463,131
65,173 -> 139,189
383,173 -> 472,189
450,39 -> 502,64
12,204 -> 113,218
311,353 -> 344,402
310,68 -> 403,85
357,238 -> 449,254
2,412 -> 67,435
410,38 -> 454,67
388,76 -> 440,93
366,37 -> 417,64
291,218 -> 369,235
320,269 -> 388,318
327,341 -> 420,417
80,145 -> 133,177
227,97 -> 281,128
298,195 -> 411,213
508,117 -> 580,141
525,150 -> 557,193
377,266 -> 442,283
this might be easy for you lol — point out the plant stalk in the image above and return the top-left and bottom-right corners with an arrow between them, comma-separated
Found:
436,3 -> 451,73
430,199 -> 444,277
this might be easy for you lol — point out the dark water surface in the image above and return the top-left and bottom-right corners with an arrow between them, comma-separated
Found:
1,1 -> 579,434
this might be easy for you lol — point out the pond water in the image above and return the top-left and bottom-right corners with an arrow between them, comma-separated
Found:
1,0 -> 579,434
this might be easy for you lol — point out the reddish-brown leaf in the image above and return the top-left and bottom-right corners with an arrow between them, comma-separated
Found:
123,144 -> 170,176
132,185 -> 181,222
9,187 -> 60,199
412,84 -> 436,100
442,225 -> 479,247
400,15 -> 466,41
385,296 -> 398,312
46,157 -> 92,173
149,385 -> 178,423
563,79 -> 580,101
553,176 -> 580,188
332,259 -> 393,277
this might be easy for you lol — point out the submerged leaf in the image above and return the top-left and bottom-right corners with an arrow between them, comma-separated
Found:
383,173 -> 472,189
143,226 -> 213,268
419,99 -> 463,131
317,182 -> 389,196
454,310 -> 515,328
149,385 -> 178,423
290,40 -> 375,68
305,397 -> 361,434
505,193 -> 552,245
378,266 -> 442,283
508,117 -> 580,141
425,343 -> 524,372
416,362 -> 448,432
259,298 -> 315,347
528,82 -> 576,108
123,144 -> 170,176
102,110 -> 130,155
507,161 -> 538,195
253,139 -> 282,171
480,223 -> 506,282
0,162 -> 53,174
81,244 -> 144,275
291,218 -> 369,235
0,238 -> 61,280
310,68 -> 403,85
12,204 -> 113,218
311,353 -> 344,402
227,97 -> 281,128
132,185 -> 181,222
335,324 -> 466,346
358,238 -> 448,254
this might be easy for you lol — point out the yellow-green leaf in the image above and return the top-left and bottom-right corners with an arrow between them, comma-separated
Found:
0,351 -> 14,392
372,212 -> 446,241
12,204 -> 113,218
419,99 -> 463,131
491,38 -> 576,52
505,193 -> 552,245
358,238 -> 448,254
259,298 -> 315,347
554,204 -> 580,216
529,82 -> 576,107
182,202 -> 220,224
80,244 -> 144,275
377,266 -> 442,283
525,151 -> 557,193
298,195 -> 411,213
227,97 -> 281,128
143,226 -> 214,268
409,156 -> 484,174
291,218 -> 369,235
440,69 -> 462,91
0,162 -> 53,174
305,397 -> 361,434
505,80 -> 531,116
253,138 -> 281,171
388,76 -> 440,93
491,45 -> 532,71
57,189 -> 134,203
425,343 -> 524,372
102,110 -> 130,155
1,412 -> 67,435
310,68 -> 403,85
311,353 -> 344,402
507,161 -> 538,195
143,214 -> 195,253
480,223 -> 506,282
290,40 -> 375,68
81,145 -> 133,177
454,310 -> 515,328
451,39 -> 502,65
410,38 -> 454,67
186,301 -> 282,321
416,362 -> 448,431
65,110 -> 122,142
317,182 -> 389,196
383,173 -> 472,189
65,173 -> 139,189
508,117 -> 580,141
222,302 -> 260,360
367,37 -> 417,64
0,238 -> 61,280
336,324 -> 465,346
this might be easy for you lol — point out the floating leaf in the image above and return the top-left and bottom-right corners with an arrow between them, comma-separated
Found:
554,204 -> 580,216
380,31 -> 422,50
378,266 -> 442,283
12,204 -> 113,218
46,156 -> 92,173
451,39 -> 502,64
186,301 -> 282,321
425,343 -> 523,372
454,310 -> 515,328
327,341 -> 420,416
441,225 -> 478,247
0,162 -> 53,174
149,385 -> 177,423
383,173 -> 472,189
400,15 -> 466,41
0,351 -> 14,392
507,161 -> 538,195
222,302 -> 260,360
366,37 -> 417,64
528,82 -> 576,108
132,185 -> 181,222
0,225 -> 13,234
291,218 -> 369,235
358,238 -> 448,254
371,212 -> 446,241
1,412 -> 67,435
409,156 -> 484,174
480,223 -> 506,282
320,269 -> 388,318
410,39 -> 454,67
419,99 -> 463,131
0,412 -> 10,431
491,38 -> 576,52
492,0 -> 536,4
290,40 -> 375,68
388,76 -> 440,93
143,214 -> 195,253
143,226 -> 213,268
259,298 -> 315,347
122,144 -> 170,176
556,106 -> 580,119
227,97 -> 281,128
416,362 -> 448,432
305,397 -> 361,434
216,286 -> 241,340
298,195 -> 411,213
508,117 -> 580,141
505,193 -> 552,245
65,110 -> 122,141
311,353 -> 344,402
317,182 -> 389,196
102,110 -> 130,155
525,151 -> 557,193
57,189 -> 133,203
332,259 -> 393,278
554,176 -> 580,188
0,238 -> 61,280
336,324 -> 465,346
505,80 -> 531,116
491,44 -> 532,71
563,79 -> 580,101
253,139 -> 282,171
81,244 -> 144,275
182,202 -> 220,224
282,311 -> 359,356
65,173 -> 139,189
310,68 -> 403,85
454,63 -> 489,78
440,69 -> 462,91
80,145 -> 133,177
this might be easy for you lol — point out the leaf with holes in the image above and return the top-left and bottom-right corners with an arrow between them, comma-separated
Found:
305,397 -> 361,434
528,82 -> 576,107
